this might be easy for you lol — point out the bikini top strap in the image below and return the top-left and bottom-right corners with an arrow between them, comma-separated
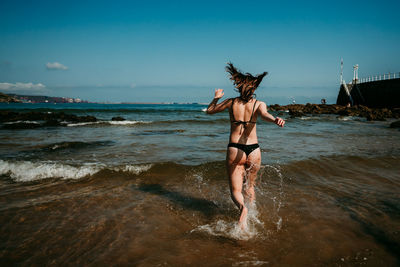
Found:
249,100 -> 257,122
230,98 -> 236,121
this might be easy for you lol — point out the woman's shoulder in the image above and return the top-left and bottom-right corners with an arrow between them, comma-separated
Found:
227,97 -> 236,105
254,100 -> 267,111
252,98 -> 265,105
217,97 -> 235,109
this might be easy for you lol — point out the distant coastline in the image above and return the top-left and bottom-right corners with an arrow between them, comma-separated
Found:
0,92 -> 21,103
118,102 -> 204,105
4,93 -> 90,104
0,91 -> 206,105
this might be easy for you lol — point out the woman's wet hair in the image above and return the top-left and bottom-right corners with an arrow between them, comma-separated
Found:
225,62 -> 268,102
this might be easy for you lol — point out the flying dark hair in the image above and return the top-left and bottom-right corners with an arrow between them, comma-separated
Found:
225,62 -> 268,102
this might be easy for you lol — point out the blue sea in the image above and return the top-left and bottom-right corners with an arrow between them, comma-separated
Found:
0,103 -> 399,266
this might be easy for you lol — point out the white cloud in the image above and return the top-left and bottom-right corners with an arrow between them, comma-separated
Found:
46,62 -> 68,70
0,82 -> 47,92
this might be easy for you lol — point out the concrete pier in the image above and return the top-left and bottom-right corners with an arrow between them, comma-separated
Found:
337,78 -> 400,108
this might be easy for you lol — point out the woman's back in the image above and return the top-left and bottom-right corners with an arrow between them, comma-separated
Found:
229,98 -> 260,144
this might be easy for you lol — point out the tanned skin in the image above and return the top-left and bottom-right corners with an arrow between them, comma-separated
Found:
207,88 -> 285,229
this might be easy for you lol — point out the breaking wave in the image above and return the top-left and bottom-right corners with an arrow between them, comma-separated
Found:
3,120 -> 41,124
66,120 -> 152,127
37,140 -> 114,151
0,159 -> 152,182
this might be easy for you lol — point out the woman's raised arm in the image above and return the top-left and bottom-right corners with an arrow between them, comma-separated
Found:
206,89 -> 232,114
258,101 -> 285,127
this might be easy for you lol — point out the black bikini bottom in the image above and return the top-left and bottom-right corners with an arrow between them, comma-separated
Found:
227,143 -> 260,156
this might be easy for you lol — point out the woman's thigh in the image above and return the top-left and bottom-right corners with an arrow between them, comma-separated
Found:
245,148 -> 261,183
226,147 -> 247,187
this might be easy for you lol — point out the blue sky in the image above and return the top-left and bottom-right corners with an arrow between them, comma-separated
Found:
1,0 -> 399,104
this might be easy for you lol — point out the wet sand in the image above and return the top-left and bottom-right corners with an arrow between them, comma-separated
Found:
1,156 -> 399,266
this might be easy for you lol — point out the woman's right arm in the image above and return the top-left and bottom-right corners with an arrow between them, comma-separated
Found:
258,101 -> 285,127
206,89 -> 231,114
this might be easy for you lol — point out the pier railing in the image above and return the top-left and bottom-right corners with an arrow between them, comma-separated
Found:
358,72 -> 400,83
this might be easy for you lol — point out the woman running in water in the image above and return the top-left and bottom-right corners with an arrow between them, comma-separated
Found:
206,63 -> 285,228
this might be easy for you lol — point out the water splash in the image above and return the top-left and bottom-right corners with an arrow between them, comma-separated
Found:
258,164 -> 285,231
191,202 -> 263,240
191,161 -> 285,240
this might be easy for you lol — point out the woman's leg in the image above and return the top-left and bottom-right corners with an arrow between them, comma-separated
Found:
226,147 -> 248,227
244,148 -> 261,203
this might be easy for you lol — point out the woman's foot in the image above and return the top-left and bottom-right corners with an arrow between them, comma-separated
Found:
238,205 -> 248,230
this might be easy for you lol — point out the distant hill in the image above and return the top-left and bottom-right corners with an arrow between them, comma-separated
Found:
0,92 -> 22,103
3,93 -> 89,103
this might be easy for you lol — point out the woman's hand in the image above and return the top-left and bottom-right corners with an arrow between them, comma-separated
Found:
275,117 -> 285,127
214,88 -> 224,99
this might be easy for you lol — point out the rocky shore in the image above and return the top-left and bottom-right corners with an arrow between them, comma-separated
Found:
1,104 -> 400,130
0,110 -> 97,129
268,103 -> 400,121
0,92 -> 21,103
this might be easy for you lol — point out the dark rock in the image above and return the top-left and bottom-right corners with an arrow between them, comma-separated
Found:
390,120 -> 400,128
269,104 -> 284,111
43,119 -> 61,127
366,111 -> 386,121
0,111 -> 18,122
289,109 -> 305,118
265,104 -> 397,121
0,110 -> 98,128
392,108 -> 400,118
58,112 -> 79,122
2,122 -> 42,129
338,107 -> 360,117
77,115 -> 97,122
111,116 -> 125,121
338,109 -> 350,116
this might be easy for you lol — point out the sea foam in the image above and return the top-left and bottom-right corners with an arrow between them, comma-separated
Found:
191,202 -> 263,240
66,120 -> 151,127
3,120 -> 41,124
0,160 -> 102,182
0,160 -> 152,182
112,164 -> 152,174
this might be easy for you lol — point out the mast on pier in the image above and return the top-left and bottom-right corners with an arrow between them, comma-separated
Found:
340,58 -> 343,85
353,64 -> 359,84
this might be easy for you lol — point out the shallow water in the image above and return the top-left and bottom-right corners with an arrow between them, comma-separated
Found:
0,103 -> 399,266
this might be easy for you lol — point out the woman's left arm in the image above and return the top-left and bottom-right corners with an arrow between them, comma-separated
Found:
206,89 -> 231,114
